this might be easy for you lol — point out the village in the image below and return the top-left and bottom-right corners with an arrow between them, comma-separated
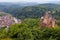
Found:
0,15 -> 21,29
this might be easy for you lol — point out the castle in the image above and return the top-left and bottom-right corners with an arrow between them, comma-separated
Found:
40,12 -> 56,28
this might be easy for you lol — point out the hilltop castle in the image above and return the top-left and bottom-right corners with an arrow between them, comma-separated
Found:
40,12 -> 56,28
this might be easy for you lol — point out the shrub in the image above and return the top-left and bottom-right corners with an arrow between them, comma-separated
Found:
0,19 -> 60,40
0,28 -> 7,39
17,28 -> 34,40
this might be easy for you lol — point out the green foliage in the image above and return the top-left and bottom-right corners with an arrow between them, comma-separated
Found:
17,27 -> 34,40
0,38 -> 13,40
0,28 -> 7,39
0,19 -> 60,40
8,24 -> 20,38
0,4 -> 60,19
0,3 -> 60,40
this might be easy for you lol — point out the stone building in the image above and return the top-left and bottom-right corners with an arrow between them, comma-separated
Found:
40,12 -> 56,28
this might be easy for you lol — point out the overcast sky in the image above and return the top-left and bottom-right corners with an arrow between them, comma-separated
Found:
0,0 -> 60,3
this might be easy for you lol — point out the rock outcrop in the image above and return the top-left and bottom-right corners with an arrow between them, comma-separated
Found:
40,12 -> 56,28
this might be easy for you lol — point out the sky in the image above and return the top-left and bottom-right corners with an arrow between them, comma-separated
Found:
0,0 -> 60,3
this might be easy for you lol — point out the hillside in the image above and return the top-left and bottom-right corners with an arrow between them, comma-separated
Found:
0,3 -> 60,19
0,2 -> 60,40
0,12 -> 12,16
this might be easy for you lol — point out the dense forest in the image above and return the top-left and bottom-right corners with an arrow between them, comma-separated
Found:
0,3 -> 60,40
0,19 -> 60,40
0,3 -> 60,19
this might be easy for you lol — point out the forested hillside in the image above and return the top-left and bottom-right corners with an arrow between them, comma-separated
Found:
0,3 -> 60,19
0,18 -> 60,40
0,2 -> 60,40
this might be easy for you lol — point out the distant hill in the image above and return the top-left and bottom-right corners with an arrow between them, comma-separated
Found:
0,2 -> 60,19
0,2 -> 39,7
0,12 -> 12,16
48,1 -> 60,4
